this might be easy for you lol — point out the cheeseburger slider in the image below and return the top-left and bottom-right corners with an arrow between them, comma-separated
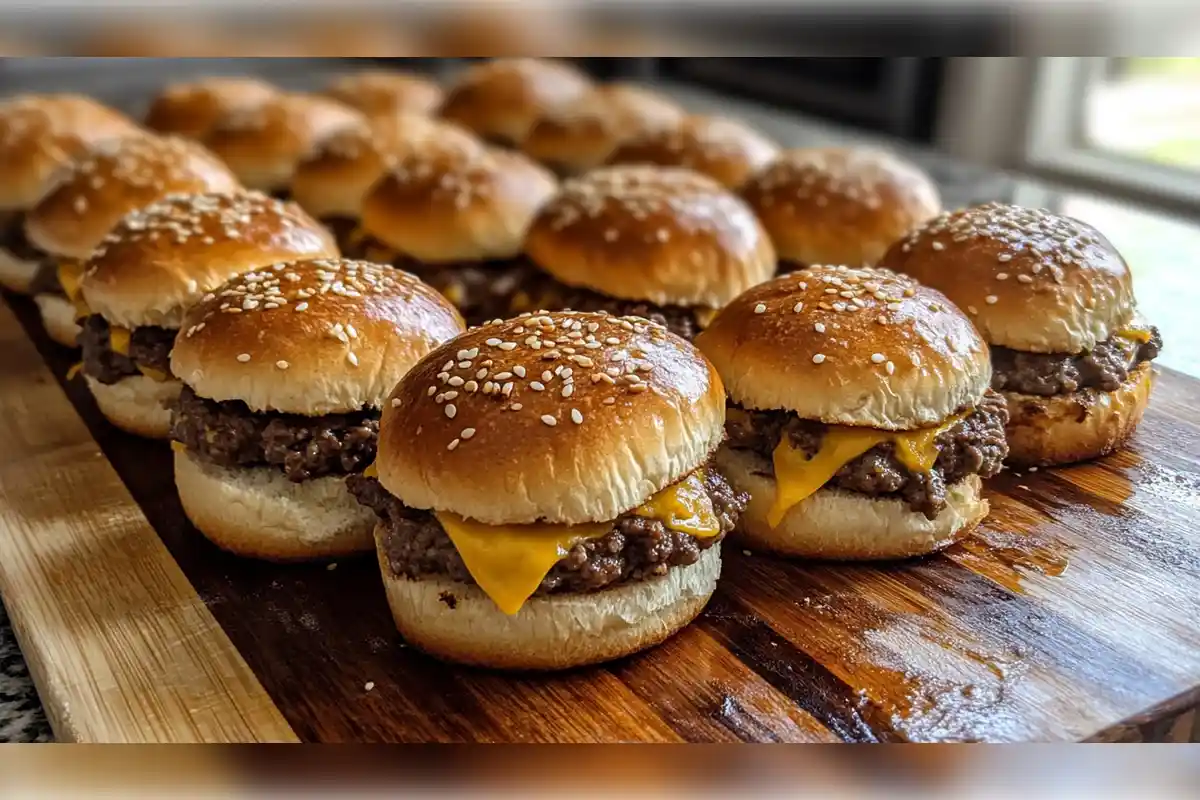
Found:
323,70 -> 443,119
23,135 -> 240,347
605,114 -> 779,190
349,310 -> 746,669
144,77 -> 279,140
357,144 -> 556,326
742,147 -> 941,269
170,258 -> 465,560
77,191 -> 339,438
438,58 -> 592,148
879,202 -> 1162,467
696,265 -> 1008,560
0,94 -> 141,295
520,166 -> 776,340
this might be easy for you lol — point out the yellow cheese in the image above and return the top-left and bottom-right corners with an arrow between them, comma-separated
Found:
136,365 -> 170,382
59,260 -> 91,318
1116,327 -> 1152,344
633,471 -> 719,537
363,461 -> 378,478
694,308 -> 719,330
170,441 -> 186,453
65,362 -> 83,381
109,326 -> 131,356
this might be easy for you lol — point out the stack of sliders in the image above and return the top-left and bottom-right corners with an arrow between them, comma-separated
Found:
519,165 -> 777,339
143,77 -> 279,140
169,258 -> 465,560
879,202 -> 1163,467
741,147 -> 941,270
348,310 -> 747,669
322,70 -> 444,119
22,134 -> 241,347
75,191 -> 339,438
605,114 -> 779,190
0,94 -> 141,296
357,144 -> 557,326
696,265 -> 1009,560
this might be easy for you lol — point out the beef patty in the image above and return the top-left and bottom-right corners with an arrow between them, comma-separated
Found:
171,385 -> 379,482
991,328 -> 1162,396
348,467 -> 746,596
725,391 -> 1009,519
79,314 -> 176,383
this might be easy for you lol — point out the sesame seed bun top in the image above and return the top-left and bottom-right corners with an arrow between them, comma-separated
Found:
696,265 -> 991,430
360,145 -> 556,264
525,165 -> 777,310
605,114 -> 779,190
0,94 -> 142,211
23,135 -> 241,260
878,203 -> 1137,355
323,70 -> 444,119
377,310 -> 727,525
171,258 -> 466,415
80,191 -> 339,329
742,147 -> 942,268
144,77 -> 279,140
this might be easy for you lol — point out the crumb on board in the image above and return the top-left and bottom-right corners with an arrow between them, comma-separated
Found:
326,562 -> 338,571
364,681 -> 375,692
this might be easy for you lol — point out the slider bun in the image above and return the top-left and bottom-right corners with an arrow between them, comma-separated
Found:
172,258 -> 465,415
81,191 -> 338,329
24,135 -> 240,260
0,94 -> 142,211
34,293 -> 81,347
696,265 -> 990,429
323,70 -> 443,118
360,145 -> 555,263
1003,362 -> 1153,467
144,77 -> 279,139
174,449 -> 375,561
0,249 -> 40,294
203,93 -> 365,192
742,147 -> 941,267
879,202 -> 1136,354
377,531 -> 720,670
718,447 -> 986,559
606,114 -> 779,189
86,374 -> 181,439
438,58 -> 592,147
525,166 -> 776,309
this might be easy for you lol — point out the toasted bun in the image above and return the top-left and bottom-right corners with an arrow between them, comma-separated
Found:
377,311 -> 725,525
174,449 -> 375,561
606,114 -> 779,190
526,166 -> 776,309
35,293 -> 82,347
0,94 -> 142,211
290,114 -> 483,220
172,258 -> 465,414
86,374 -> 180,439
80,191 -> 338,329
324,70 -> 443,118
360,145 -> 555,263
438,58 -> 592,146
879,203 -> 1137,354
144,77 -> 278,139
0,248 -> 40,294
376,530 -> 719,670
1003,362 -> 1153,467
521,83 -> 686,175
203,93 -> 365,192
24,135 -> 240,260
718,446 -> 986,560
742,147 -> 941,267
696,265 -> 990,429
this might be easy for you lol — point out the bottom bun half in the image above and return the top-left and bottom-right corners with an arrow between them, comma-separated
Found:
716,446 -> 987,560
34,293 -> 81,348
174,448 -> 376,561
0,249 -> 39,294
375,527 -> 721,671
1003,363 -> 1153,468
87,374 -> 181,439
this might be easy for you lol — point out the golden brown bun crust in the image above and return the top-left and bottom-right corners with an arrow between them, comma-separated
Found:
742,147 -> 941,267
525,166 -> 776,309
360,145 -> 556,263
144,77 -> 279,139
1003,363 -> 1153,467
86,374 -> 180,439
81,191 -> 339,329
376,527 -> 719,670
0,94 -> 142,211
879,203 -> 1136,354
696,265 -> 991,429
606,114 -> 779,190
323,71 -> 444,118
377,311 -> 727,525
172,258 -> 465,415
34,293 -> 82,347
438,58 -> 592,146
23,135 -> 241,260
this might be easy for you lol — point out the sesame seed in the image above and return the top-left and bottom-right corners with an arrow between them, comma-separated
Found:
886,361 -> 895,375
563,384 -> 574,398
571,408 -> 584,424
814,323 -> 826,333
541,414 -> 557,426
985,295 -> 998,305
932,241 -> 945,251
510,403 -> 523,411
603,397 -> 616,405
476,368 -> 488,379
461,428 -> 476,439
1017,274 -> 1034,284
513,366 -> 526,378
464,380 -> 478,392
871,353 -> 885,363
294,302 -> 309,312
237,353 -> 251,363
448,376 -> 465,387
967,305 -> 979,315
793,302 -> 804,313
443,391 -> 459,400
447,439 -> 460,451
426,386 -> 436,397
276,360 -> 289,370
498,342 -> 516,351
347,352 -> 359,366
812,353 -> 826,364
998,253 -> 1013,262
531,381 -> 545,391
542,370 -> 553,381
457,361 -> 471,369
753,303 -> 767,314
445,404 -> 457,419
364,682 -> 375,691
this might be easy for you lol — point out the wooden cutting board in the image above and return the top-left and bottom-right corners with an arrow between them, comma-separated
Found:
1,293 -> 1199,743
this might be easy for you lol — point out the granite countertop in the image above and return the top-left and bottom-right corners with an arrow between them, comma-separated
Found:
2,67 -> 1198,743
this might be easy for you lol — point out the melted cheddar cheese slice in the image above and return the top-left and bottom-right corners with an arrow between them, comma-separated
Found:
57,260 -> 90,318
1116,327 -> 1152,344
136,365 -> 170,382
109,326 -> 131,356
